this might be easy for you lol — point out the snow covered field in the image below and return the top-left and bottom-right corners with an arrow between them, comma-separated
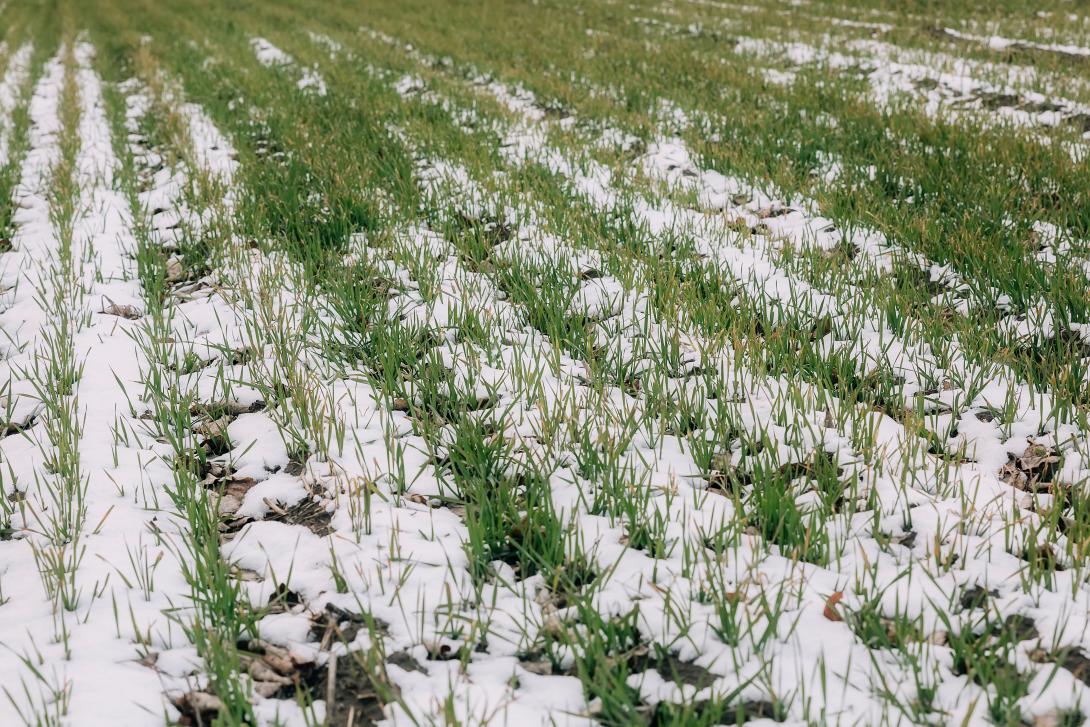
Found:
1,0 -> 1090,724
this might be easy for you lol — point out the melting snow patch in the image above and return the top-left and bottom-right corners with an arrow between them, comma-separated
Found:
250,36 -> 327,95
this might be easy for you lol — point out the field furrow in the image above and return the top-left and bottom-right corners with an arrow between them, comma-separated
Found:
0,41 -> 196,725
352,29 -> 1084,462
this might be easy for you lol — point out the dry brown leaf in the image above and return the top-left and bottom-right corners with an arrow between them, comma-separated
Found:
823,591 -> 844,621
102,301 -> 141,319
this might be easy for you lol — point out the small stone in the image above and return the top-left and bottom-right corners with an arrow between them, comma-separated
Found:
577,267 -> 603,280
174,691 -> 223,718
422,639 -> 458,660
165,256 -> 184,283
520,659 -> 553,675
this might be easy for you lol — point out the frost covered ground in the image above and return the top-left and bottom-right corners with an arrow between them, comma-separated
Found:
1,0 -> 1090,725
